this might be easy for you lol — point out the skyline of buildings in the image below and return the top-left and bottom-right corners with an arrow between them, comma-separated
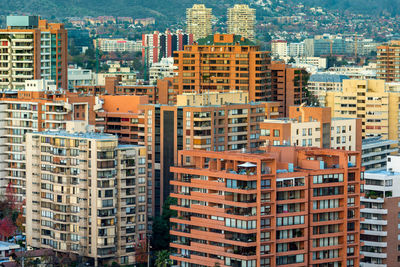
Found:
0,5 -> 398,267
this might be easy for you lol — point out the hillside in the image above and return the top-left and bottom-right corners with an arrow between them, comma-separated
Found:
300,0 -> 400,16
0,0 -> 245,24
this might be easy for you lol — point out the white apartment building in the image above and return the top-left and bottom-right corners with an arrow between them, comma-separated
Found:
288,42 -> 305,57
149,57 -> 177,85
271,40 -> 288,58
95,38 -> 142,53
307,73 -> 348,106
360,156 -> 400,267
68,67 -> 94,89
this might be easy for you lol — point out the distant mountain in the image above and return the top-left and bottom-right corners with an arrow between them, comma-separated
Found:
0,0 -> 246,24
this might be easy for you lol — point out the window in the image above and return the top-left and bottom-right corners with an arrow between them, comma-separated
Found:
261,129 -> 270,136
273,130 -> 280,137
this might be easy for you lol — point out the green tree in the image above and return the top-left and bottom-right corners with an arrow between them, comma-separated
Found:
151,197 -> 177,251
155,250 -> 172,267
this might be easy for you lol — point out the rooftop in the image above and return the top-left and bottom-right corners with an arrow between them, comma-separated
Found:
31,130 -> 117,140
309,73 -> 349,83
196,35 -> 255,46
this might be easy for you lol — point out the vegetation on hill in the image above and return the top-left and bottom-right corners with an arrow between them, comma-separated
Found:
0,0 -> 247,25
300,0 -> 400,16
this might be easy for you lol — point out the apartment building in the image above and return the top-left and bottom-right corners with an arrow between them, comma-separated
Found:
68,67 -> 93,89
270,61 -> 308,117
227,4 -> 256,42
149,57 -> 177,85
260,106 -> 362,151
362,137 -> 397,171
25,130 -> 149,266
325,79 -> 400,140
170,147 -> 363,266
307,73 -> 348,106
0,79 -> 95,200
283,57 -> 327,69
95,95 -> 148,145
271,40 -> 288,58
173,34 -> 271,102
288,42 -> 305,57
95,64 -> 137,86
186,4 -> 212,41
139,100 -> 265,215
0,16 -> 67,89
73,76 -> 174,104
95,38 -> 142,53
360,156 -> 400,267
142,30 -> 193,67
377,40 -> 400,82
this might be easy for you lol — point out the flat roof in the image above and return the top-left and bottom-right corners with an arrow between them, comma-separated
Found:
31,131 -> 117,140
0,241 -> 20,251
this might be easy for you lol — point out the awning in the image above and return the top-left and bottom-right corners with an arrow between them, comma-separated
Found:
238,162 -> 257,168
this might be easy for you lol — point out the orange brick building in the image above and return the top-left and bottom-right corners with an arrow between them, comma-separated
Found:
139,101 -> 266,215
73,76 -> 174,104
173,34 -> 271,102
170,147 -> 363,266
270,61 -> 308,117
377,40 -> 400,82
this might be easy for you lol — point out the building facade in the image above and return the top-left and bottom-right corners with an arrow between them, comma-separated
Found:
270,61 -> 308,117
139,101 -> 265,215
95,38 -> 142,53
361,137 -> 397,171
170,147 -> 363,266
377,40 -> 400,82
173,34 -> 271,103
25,131 -> 149,266
325,79 -> 400,140
142,30 -> 193,67
0,16 -> 68,89
227,4 -> 256,42
260,106 -> 362,152
360,156 -> 400,267
149,57 -> 177,85
307,73 -> 348,106
186,4 -> 212,41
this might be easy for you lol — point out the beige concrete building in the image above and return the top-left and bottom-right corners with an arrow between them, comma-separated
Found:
227,4 -> 256,41
25,130 -> 148,266
186,4 -> 212,41
324,79 -> 400,140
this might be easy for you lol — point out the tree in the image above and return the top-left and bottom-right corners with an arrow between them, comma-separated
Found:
288,57 -> 296,64
0,217 -> 16,241
151,197 -> 177,251
155,250 -> 172,267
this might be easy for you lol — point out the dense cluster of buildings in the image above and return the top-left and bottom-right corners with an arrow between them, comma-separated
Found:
2,3 -> 400,267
